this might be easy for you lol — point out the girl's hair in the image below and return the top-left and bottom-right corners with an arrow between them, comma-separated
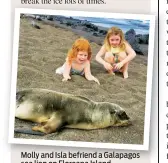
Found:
67,38 -> 92,64
104,27 -> 126,51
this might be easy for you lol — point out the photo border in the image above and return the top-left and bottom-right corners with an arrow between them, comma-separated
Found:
8,8 -> 155,151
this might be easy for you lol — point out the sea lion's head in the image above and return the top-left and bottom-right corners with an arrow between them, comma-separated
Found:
114,110 -> 132,126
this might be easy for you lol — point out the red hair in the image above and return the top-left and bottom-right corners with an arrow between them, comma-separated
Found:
67,38 -> 92,64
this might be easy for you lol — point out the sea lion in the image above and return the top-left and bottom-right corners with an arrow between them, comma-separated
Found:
15,88 -> 131,135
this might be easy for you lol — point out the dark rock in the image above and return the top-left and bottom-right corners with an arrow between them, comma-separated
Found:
136,34 -> 149,44
47,15 -> 54,21
20,14 -> 25,18
125,29 -> 144,55
125,28 -> 136,36
31,21 -> 41,29
81,22 -> 98,31
35,15 -> 42,21
66,21 -> 73,26
82,27 -> 88,31
82,27 -> 94,32
99,29 -> 107,35
71,24 -> 77,29
60,20 -> 64,24
86,24 -> 98,31
93,32 -> 99,36
93,32 -> 105,37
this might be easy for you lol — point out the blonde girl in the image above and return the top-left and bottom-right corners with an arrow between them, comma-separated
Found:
96,27 -> 136,78
56,38 -> 100,84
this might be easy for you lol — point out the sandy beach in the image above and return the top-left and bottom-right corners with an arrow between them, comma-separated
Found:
14,17 -> 148,145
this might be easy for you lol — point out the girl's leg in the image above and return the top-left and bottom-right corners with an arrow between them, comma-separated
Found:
104,52 -> 115,74
118,52 -> 129,79
55,64 -> 65,74
122,62 -> 129,79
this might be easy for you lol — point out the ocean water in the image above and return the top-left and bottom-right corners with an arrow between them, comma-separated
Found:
73,16 -> 150,35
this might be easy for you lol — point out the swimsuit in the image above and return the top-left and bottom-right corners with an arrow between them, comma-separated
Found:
70,68 -> 84,76
111,47 -> 121,63
113,53 -> 119,63
55,64 -> 85,76
111,47 -> 121,54
110,47 -> 121,72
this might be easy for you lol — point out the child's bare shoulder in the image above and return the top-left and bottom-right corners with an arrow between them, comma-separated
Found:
82,60 -> 90,69
85,60 -> 90,65
124,41 -> 131,47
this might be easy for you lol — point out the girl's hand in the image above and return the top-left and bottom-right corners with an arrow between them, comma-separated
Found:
114,62 -> 124,70
93,77 -> 100,85
87,76 -> 100,85
62,76 -> 71,82
103,62 -> 113,71
84,61 -> 100,85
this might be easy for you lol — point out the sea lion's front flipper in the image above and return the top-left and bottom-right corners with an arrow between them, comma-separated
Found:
66,123 -> 99,130
14,128 -> 45,136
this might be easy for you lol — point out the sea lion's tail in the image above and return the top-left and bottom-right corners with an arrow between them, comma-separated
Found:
14,128 -> 45,136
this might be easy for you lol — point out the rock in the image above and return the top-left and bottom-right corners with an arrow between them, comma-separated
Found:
136,34 -> 149,44
47,15 -> 54,21
125,29 -> 144,55
93,32 -> 105,37
31,21 -> 41,29
82,27 -> 94,32
99,29 -> 107,35
93,32 -> 99,36
71,24 -> 77,29
20,14 -> 25,18
25,14 -> 36,19
60,20 -> 64,24
66,21 -> 72,26
35,15 -> 42,21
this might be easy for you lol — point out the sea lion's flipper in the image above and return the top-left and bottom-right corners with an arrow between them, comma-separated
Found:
66,123 -> 99,130
14,128 -> 45,136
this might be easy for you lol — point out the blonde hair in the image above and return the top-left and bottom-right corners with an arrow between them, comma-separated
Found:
67,38 -> 92,64
104,27 -> 126,51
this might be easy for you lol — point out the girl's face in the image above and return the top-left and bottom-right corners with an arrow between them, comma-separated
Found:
76,51 -> 88,64
109,34 -> 121,47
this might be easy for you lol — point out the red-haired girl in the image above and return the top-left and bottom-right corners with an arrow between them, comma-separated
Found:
56,38 -> 100,84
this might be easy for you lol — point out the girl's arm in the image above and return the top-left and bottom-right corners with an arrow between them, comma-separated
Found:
122,42 -> 136,64
96,45 -> 113,71
62,60 -> 71,81
115,42 -> 136,69
84,61 -> 100,85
